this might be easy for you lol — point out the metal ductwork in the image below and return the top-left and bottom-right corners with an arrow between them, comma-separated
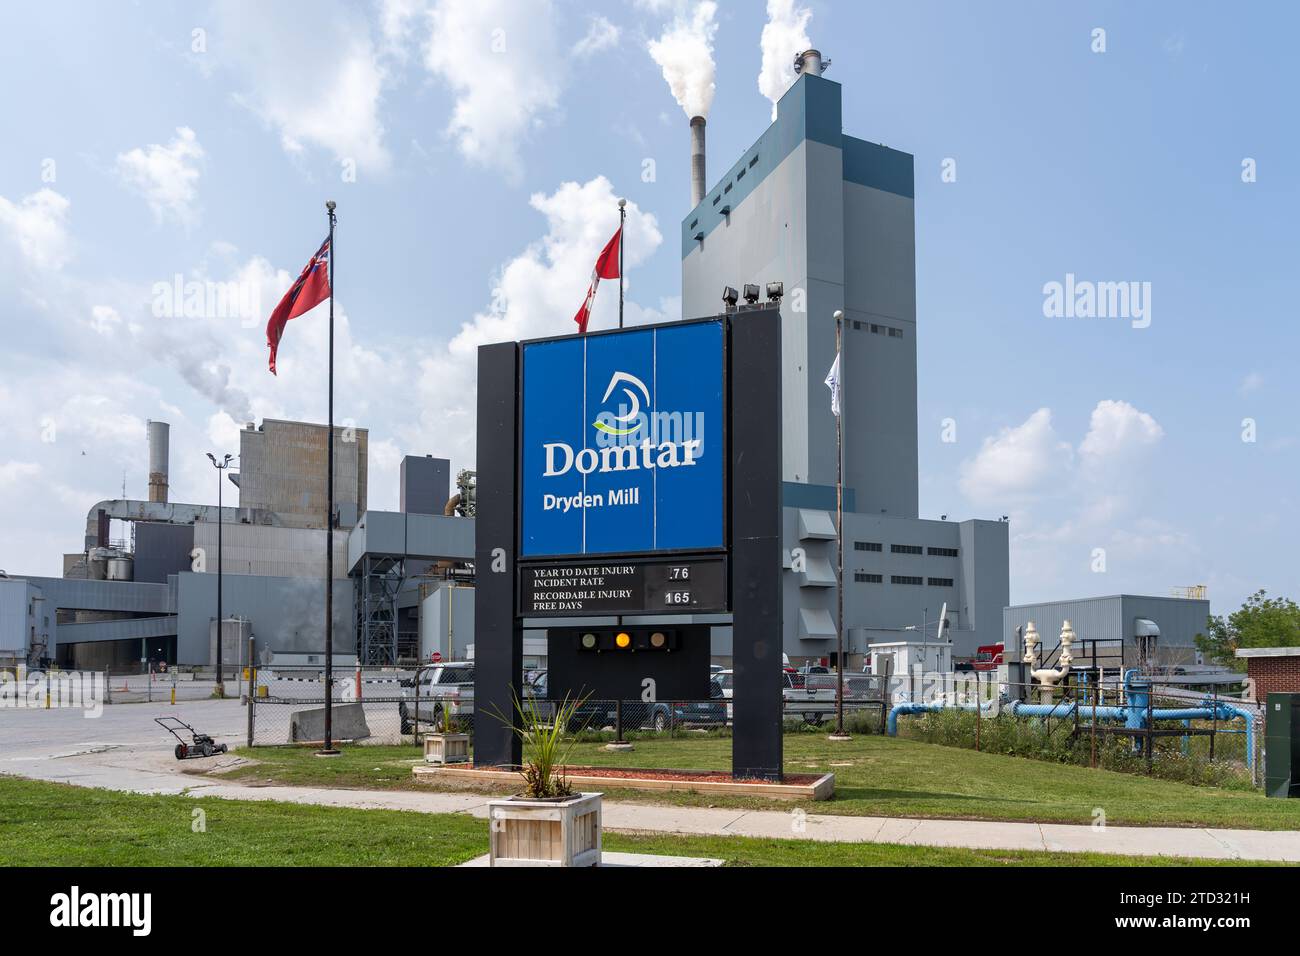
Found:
689,115 -> 707,208
83,499 -> 282,552
147,420 -> 170,503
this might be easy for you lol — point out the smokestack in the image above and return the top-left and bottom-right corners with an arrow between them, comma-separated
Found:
690,115 -> 707,208
147,420 -> 169,503
793,48 -> 829,77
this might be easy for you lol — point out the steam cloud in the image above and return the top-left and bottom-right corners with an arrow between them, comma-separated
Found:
647,1 -> 719,118
758,0 -> 812,120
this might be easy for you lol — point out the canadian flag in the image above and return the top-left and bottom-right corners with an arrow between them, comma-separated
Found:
573,226 -> 622,334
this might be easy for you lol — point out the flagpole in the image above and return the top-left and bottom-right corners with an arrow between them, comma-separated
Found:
320,200 -> 339,756
832,309 -> 847,739
617,198 -> 626,329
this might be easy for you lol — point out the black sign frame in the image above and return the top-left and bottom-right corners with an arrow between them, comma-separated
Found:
474,309 -> 784,781
517,553 -> 728,618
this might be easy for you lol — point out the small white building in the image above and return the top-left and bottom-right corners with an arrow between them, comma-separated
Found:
867,640 -> 952,677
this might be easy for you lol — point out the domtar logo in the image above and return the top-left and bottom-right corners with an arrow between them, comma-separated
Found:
592,371 -> 650,437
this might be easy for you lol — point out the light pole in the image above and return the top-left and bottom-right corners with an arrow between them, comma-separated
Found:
207,452 -> 233,698
830,310 -> 849,740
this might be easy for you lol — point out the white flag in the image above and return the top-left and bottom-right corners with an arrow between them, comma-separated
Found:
824,353 -> 841,417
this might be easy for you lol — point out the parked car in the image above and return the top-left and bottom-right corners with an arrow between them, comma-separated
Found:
398,661 -> 474,733
528,671 -> 726,732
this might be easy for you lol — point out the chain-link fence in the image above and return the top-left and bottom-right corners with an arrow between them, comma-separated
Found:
238,663 -> 1264,786
100,665 -> 237,704
242,665 -> 890,747
247,665 -> 416,746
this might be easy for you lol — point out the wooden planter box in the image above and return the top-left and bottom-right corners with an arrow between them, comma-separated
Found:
423,733 -> 470,765
488,792 -> 602,867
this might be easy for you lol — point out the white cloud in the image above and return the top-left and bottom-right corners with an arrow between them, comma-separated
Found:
958,408 -> 1072,504
214,1 -> 389,171
88,304 -> 122,335
1077,399 -> 1163,470
958,400 -> 1174,602
0,462 -> 40,490
411,175 -> 662,465
420,0 -> 564,178
758,0 -> 812,119
575,15 -> 620,58
647,1 -> 719,118
378,0 -> 428,53
1240,371 -> 1263,394
0,189 -> 72,271
115,127 -> 205,228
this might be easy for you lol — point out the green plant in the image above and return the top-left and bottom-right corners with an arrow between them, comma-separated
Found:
897,709 -> 1254,789
491,690 -> 591,799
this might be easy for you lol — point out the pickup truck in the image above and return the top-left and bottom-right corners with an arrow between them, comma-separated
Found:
398,662 -> 475,733
714,669 -> 839,724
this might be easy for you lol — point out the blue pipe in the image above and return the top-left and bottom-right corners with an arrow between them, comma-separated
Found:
886,671 -> 1257,768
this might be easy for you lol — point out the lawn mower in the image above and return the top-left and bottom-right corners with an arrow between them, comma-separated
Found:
155,716 -> 229,760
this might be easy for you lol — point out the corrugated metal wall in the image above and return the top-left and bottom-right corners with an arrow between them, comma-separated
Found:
192,522 -> 349,579
1004,595 -> 1211,658
237,420 -> 367,526
175,571 -> 354,664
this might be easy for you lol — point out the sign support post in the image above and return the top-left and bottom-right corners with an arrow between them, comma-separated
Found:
728,309 -> 784,780
474,342 -> 523,768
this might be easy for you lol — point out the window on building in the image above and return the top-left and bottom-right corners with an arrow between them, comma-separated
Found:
736,167 -> 746,180
928,546 -> 959,557
891,575 -> 923,586
854,541 -> 882,552
749,155 -> 759,168
724,182 -> 732,193
870,324 -> 882,334
888,327 -> 903,338
712,195 -> 720,206
928,577 -> 954,587
854,572 -> 882,583
891,544 -> 922,554
689,218 -> 698,230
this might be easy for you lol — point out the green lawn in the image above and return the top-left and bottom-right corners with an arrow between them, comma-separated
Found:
0,775 -> 1268,867
217,734 -> 1300,831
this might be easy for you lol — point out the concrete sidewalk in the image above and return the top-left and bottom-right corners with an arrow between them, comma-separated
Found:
10,755 -> 1299,862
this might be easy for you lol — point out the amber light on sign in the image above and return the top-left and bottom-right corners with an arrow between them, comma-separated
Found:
615,632 -> 632,648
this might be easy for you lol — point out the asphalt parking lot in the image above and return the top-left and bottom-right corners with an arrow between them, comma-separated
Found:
0,697 -> 251,793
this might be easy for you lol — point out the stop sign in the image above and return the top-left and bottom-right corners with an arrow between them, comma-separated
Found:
431,651 -> 442,663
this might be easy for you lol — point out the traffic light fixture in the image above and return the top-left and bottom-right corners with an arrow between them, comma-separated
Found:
573,627 -> 681,653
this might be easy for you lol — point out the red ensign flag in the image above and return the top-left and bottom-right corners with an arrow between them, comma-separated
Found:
573,226 -> 621,334
265,237 -> 331,374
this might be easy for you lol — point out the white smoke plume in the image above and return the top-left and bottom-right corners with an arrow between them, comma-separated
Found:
758,0 -> 812,120
647,1 -> 719,118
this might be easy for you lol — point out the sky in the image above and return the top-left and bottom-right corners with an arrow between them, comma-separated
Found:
0,0 -> 1296,617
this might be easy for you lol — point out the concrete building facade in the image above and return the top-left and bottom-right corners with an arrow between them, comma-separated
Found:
680,69 -> 1008,663
235,418 -> 368,528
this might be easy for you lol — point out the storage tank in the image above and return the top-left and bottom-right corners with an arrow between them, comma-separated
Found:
87,547 -> 112,581
106,554 -> 134,581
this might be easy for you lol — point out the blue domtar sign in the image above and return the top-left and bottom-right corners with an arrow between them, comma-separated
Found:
520,319 -> 725,557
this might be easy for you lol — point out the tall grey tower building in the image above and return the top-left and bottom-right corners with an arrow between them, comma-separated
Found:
682,68 -> 918,517
682,58 -> 1007,662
